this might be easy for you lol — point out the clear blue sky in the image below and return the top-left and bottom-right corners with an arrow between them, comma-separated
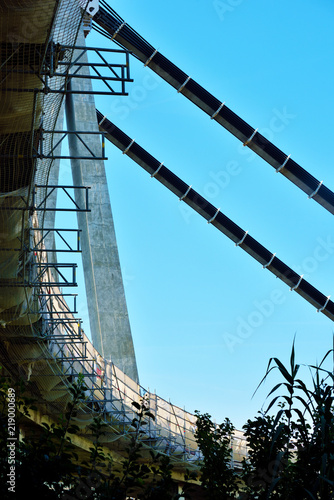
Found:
58,0 -> 334,430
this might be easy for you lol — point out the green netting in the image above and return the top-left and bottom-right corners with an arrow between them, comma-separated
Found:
0,0 -> 85,328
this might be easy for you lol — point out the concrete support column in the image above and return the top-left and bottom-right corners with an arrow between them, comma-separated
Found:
43,103 -> 65,267
65,27 -> 138,382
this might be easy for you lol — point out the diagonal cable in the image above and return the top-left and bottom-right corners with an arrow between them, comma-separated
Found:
97,109 -> 334,323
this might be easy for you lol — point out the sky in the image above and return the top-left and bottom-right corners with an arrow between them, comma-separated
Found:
57,0 -> 334,430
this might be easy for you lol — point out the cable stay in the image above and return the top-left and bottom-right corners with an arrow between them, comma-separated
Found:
96,108 -> 334,323
93,4 -> 334,216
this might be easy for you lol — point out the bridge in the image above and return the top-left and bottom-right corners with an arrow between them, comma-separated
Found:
1,0 -> 333,495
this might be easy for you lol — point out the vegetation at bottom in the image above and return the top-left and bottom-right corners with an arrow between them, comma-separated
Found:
1,340 -> 334,499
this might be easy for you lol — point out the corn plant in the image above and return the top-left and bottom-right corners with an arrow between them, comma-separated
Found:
241,339 -> 334,499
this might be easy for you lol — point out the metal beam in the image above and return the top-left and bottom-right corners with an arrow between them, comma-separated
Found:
93,6 -> 334,217
97,110 -> 334,323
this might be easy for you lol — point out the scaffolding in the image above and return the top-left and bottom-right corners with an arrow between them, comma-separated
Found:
0,0 -> 250,474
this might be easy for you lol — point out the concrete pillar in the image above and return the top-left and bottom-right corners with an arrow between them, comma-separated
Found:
65,27 -> 138,383
43,103 -> 65,267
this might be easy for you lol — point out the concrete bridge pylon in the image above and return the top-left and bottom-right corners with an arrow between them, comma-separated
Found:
65,26 -> 138,383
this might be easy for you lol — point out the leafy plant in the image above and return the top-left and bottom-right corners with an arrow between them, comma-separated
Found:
242,339 -> 334,499
4,339 -> 334,500
194,410 -> 239,499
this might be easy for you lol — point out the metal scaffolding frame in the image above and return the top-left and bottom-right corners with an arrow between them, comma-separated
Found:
36,129 -> 107,160
3,44 -> 133,96
34,184 -> 91,212
0,0 -> 248,476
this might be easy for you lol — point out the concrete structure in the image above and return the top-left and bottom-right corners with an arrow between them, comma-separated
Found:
43,104 -> 65,268
0,4 -> 248,496
65,28 -> 139,382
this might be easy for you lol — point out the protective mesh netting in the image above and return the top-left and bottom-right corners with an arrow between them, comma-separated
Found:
0,0 -> 248,469
0,0 -> 84,323
0,0 -> 86,227
37,0 -> 87,226
0,0 -> 85,381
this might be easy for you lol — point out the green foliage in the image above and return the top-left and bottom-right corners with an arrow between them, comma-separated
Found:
240,412 -> 290,499
3,338 -> 334,499
194,410 -> 239,499
0,370 -> 87,499
97,398 -> 189,500
240,339 -> 334,499
0,374 -> 195,499
192,339 -> 334,499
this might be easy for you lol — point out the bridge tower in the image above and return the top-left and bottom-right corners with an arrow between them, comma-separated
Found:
64,25 -> 138,382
